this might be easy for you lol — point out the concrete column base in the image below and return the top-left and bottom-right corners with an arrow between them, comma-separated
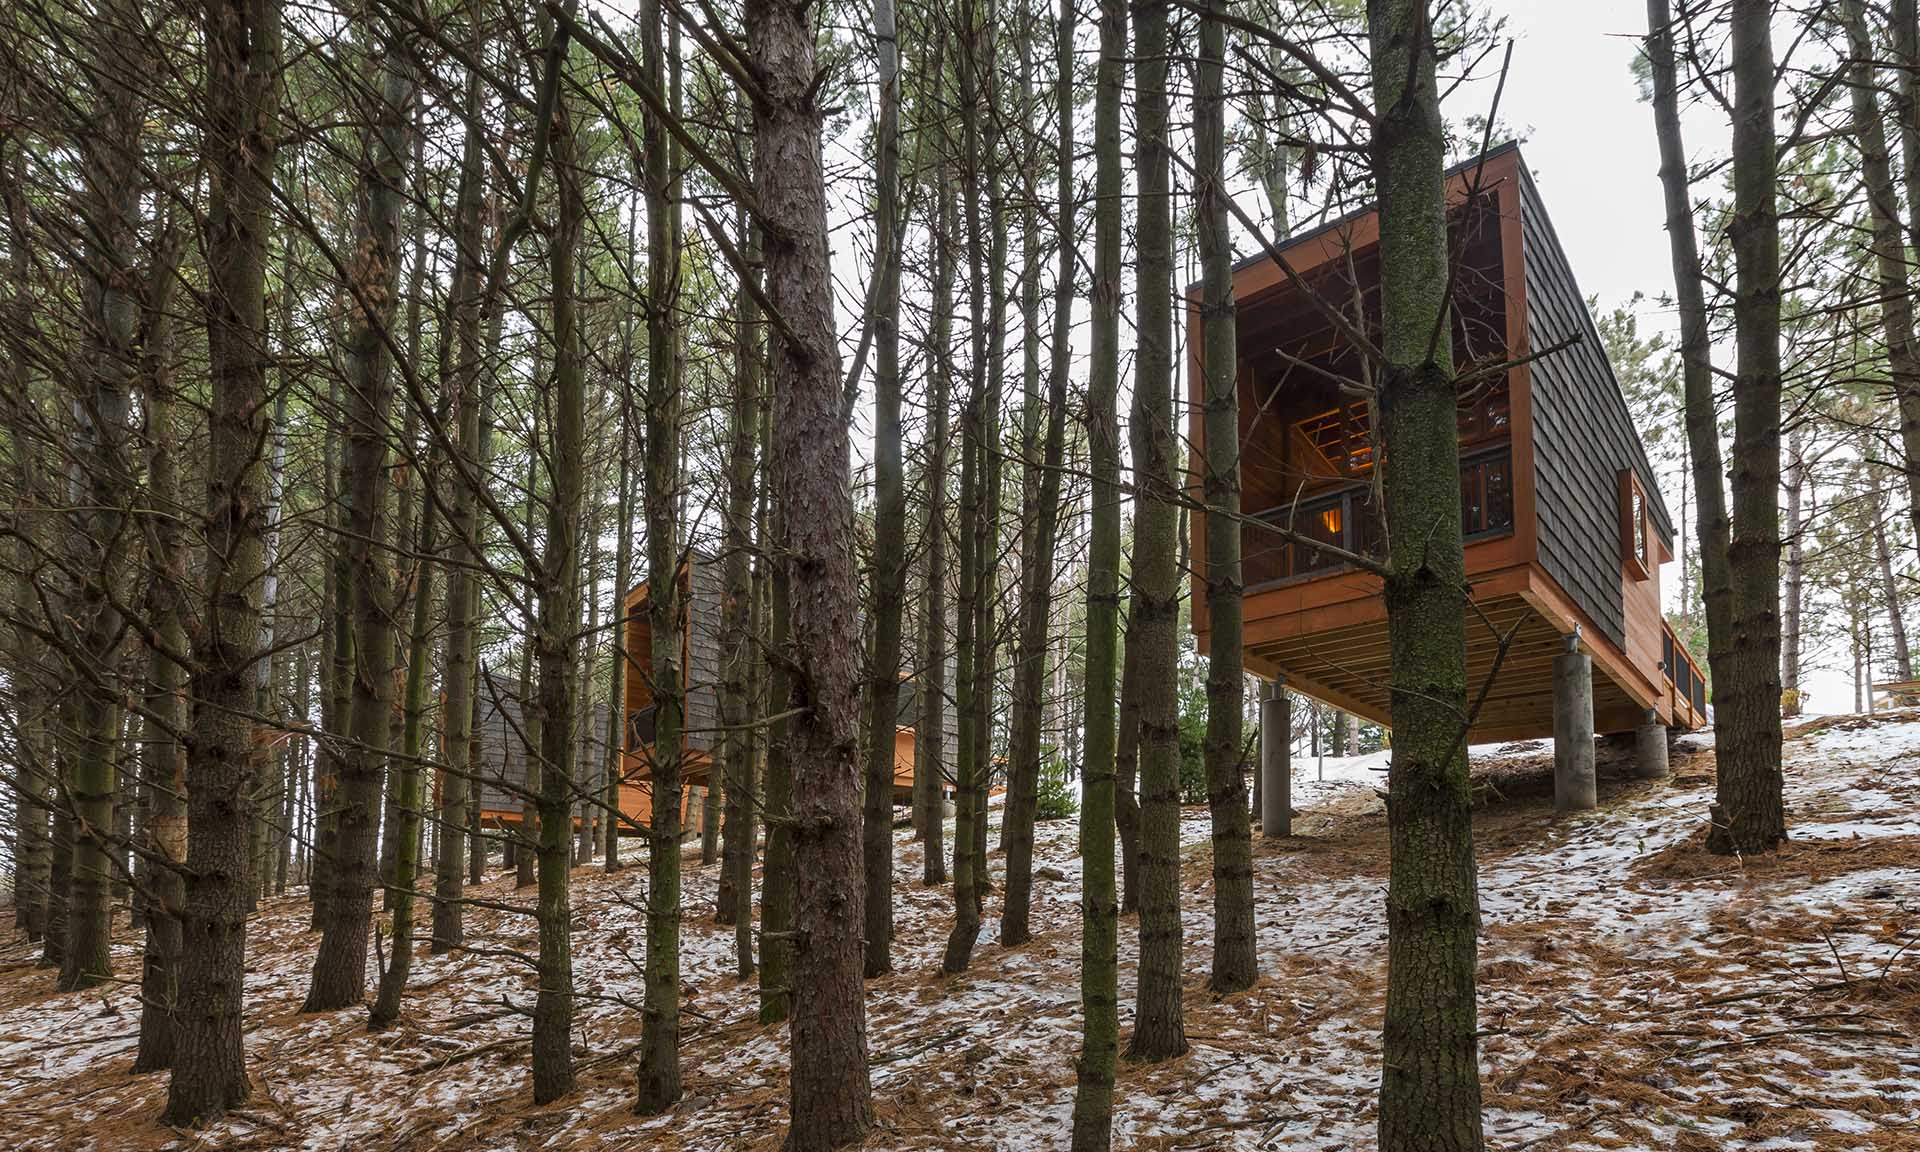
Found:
1553,640 -> 1597,814
1634,709 -> 1670,780
1260,688 -> 1291,838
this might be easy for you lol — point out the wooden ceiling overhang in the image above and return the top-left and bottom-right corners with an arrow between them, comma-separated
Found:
1224,561 -> 1668,742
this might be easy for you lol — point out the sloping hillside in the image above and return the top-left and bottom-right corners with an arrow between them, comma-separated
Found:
3,717 -> 1916,1151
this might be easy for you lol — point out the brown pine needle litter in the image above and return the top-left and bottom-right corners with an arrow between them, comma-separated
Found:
2,716 -> 1915,1150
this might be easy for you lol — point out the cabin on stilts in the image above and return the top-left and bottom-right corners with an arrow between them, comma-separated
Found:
1188,142 -> 1704,815
616,550 -> 956,839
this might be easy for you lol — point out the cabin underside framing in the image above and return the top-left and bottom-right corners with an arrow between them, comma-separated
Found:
1239,570 -> 1672,743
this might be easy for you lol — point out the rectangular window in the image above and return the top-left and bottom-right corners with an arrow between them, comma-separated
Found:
1461,446 -> 1515,538
1620,470 -> 1652,581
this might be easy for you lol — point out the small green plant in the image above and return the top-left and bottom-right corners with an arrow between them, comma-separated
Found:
1036,752 -> 1078,822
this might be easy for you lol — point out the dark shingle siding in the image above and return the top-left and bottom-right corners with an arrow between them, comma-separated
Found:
473,670 -> 610,813
1519,167 -> 1670,651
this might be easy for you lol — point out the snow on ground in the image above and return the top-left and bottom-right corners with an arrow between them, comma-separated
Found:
2,716 -> 1916,1150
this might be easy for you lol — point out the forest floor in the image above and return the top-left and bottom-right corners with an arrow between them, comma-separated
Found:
2,713 -> 1917,1151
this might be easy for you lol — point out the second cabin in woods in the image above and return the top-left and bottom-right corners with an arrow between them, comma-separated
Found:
614,551 -> 956,836
1189,142 -> 1706,748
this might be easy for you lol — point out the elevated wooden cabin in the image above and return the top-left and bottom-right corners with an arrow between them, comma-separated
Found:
1188,143 -> 1705,740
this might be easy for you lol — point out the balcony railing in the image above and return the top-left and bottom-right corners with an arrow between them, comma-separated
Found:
1661,622 -> 1708,723
1245,442 -> 1513,591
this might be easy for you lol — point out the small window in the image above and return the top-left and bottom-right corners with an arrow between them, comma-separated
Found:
1620,470 -> 1652,581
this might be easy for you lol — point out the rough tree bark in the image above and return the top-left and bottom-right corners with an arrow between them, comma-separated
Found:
1782,425 -> 1805,715
967,26 -> 1008,919
1069,0 -> 1120,1139
530,3 -> 585,1104
132,225 -> 187,1072
1710,0 -> 1787,855
1369,1 -> 1483,1148
431,34 -> 488,955
303,20 -> 414,1013
1844,0 -> 1920,646
716,212 -> 760,981
1646,0 -> 1735,783
916,171 -> 954,890
61,0 -> 145,993
165,0 -> 280,1123
943,0 -> 996,974
1126,0 -> 1187,1064
1195,0 -> 1255,996
1872,479 -> 1914,680
634,0 -> 685,1110
945,385 -> 983,971
1000,0 -> 1072,949
3,158 -> 51,946
860,0 -> 906,979
746,0 -> 875,1133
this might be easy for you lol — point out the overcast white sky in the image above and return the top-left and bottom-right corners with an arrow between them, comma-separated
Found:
1478,1 -> 1680,317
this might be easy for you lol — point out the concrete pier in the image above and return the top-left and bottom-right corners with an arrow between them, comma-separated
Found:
1260,685 -> 1291,838
1633,707 -> 1669,780
1553,635 -> 1597,814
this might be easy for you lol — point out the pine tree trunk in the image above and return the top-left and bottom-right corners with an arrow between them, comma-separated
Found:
757,400 -> 794,1023
746,0 -> 875,1133
969,46 -> 1008,917
165,0 -> 279,1121
1069,0 -> 1120,1138
1126,0 -> 1187,1064
574,463 -> 604,869
916,173 -> 954,890
1001,0 -> 1072,948
1647,0 -> 1736,789
431,38 -> 487,953
1846,0 -> 1920,581
1882,0 -> 1920,558
44,785 -> 72,971
1195,0 -> 1255,994
531,9 -> 585,1102
943,0 -> 994,975
860,0 -> 906,979
2,153 -> 51,946
1368,3 -> 1484,1148
945,386 -> 983,971
371,432 -> 438,1025
303,25 -> 413,1013
1873,485 -> 1915,680
1708,0 -> 1787,856
634,0 -> 685,1109
314,363 -> 349,932
133,227 -> 187,1072
1114,603 -> 1141,914
517,381 -> 543,893
716,211 -> 760,966
604,207 -> 638,875
470,250 -> 505,890
1781,426 -> 1805,715
61,0 -> 145,992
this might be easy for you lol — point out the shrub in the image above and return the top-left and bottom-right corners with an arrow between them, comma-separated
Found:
1036,753 -> 1078,822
